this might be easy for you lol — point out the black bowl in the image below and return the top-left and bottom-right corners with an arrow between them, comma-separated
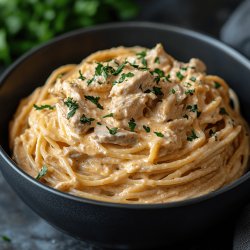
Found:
0,22 -> 250,249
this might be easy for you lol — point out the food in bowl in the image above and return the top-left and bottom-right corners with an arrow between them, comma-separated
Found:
9,44 -> 249,203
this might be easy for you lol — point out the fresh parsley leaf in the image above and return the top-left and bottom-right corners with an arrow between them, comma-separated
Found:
128,118 -> 136,132
190,76 -> 196,82
214,82 -> 221,89
219,107 -> 228,115
143,125 -> 150,133
97,122 -> 102,125
183,114 -> 189,119
95,63 -> 103,76
136,50 -> 147,67
80,115 -> 95,125
152,86 -> 163,96
102,113 -> 113,118
33,104 -> 54,110
114,72 -> 134,85
36,165 -> 48,180
112,63 -> 125,76
187,129 -> 199,141
171,88 -> 176,94
186,104 -> 201,117
165,74 -> 171,83
176,71 -> 184,81
181,67 -> 188,71
154,131 -> 164,137
106,126 -> 118,135
78,70 -> 86,80
185,89 -> 195,95
64,97 -> 79,118
85,95 -> 103,109
2,235 -> 11,242
154,56 -> 160,64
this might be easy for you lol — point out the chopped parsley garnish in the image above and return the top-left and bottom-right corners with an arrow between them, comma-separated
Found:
113,63 -> 126,76
95,63 -> 103,76
128,118 -> 136,132
85,95 -> 103,110
87,78 -> 94,85
154,131 -> 164,137
181,67 -> 188,71
106,126 -> 118,135
190,76 -> 196,82
152,86 -> 163,96
143,125 -> 150,133
187,129 -> 199,141
80,114 -> 95,125
151,68 -> 165,83
64,97 -> 79,119
78,70 -> 86,80
165,73 -> 171,83
33,104 -> 54,110
97,122 -> 102,125
113,72 -> 134,85
171,88 -> 176,94
214,81 -> 221,89
36,165 -> 48,180
186,104 -> 201,117
136,50 -> 147,67
2,235 -> 11,242
219,107 -> 228,115
183,114 -> 189,119
102,113 -> 113,118
154,56 -> 160,64
176,71 -> 184,81
128,61 -> 148,70
185,89 -> 195,95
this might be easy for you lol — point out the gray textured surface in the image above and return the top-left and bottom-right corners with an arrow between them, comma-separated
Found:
0,171 -> 96,250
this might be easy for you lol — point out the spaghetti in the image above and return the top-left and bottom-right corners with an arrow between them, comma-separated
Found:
9,44 -> 249,203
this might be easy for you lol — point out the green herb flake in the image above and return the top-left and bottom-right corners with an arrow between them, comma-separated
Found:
85,95 -> 103,110
187,129 -> 199,141
112,63 -> 125,76
106,126 -> 118,135
102,113 -> 113,118
186,104 -> 201,117
2,235 -> 11,242
154,56 -> 160,64
164,74 -> 171,83
171,88 -> 176,94
36,165 -> 48,180
190,76 -> 196,82
176,71 -> 184,81
219,107 -> 228,115
185,89 -> 195,95
214,82 -> 221,89
78,70 -> 86,80
136,50 -> 147,67
80,115 -> 95,125
64,97 -> 79,118
152,86 -> 163,96
34,104 -> 54,110
114,72 -> 134,85
143,125 -> 150,133
152,68 -> 165,83
154,132 -> 164,138
128,118 -> 136,132
97,122 -> 102,125
181,67 -> 188,71
183,114 -> 189,119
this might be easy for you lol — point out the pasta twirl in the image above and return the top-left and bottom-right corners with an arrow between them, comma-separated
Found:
10,44 -> 249,203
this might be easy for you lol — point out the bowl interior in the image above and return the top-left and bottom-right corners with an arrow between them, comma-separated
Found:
0,22 -> 250,178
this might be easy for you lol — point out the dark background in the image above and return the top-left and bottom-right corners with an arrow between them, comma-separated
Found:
1,0 -> 250,249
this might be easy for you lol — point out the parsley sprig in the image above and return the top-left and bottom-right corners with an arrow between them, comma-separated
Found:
85,95 -> 103,109
113,72 -> 134,85
136,50 -> 147,67
186,104 -> 201,117
64,97 -> 79,118
78,70 -> 86,80
143,125 -> 150,133
102,113 -> 113,118
154,131 -> 164,137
